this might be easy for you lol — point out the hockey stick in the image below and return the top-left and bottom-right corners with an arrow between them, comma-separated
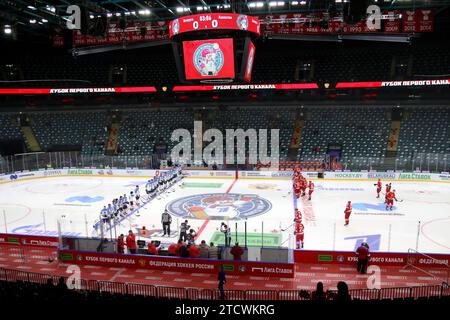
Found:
281,222 -> 295,232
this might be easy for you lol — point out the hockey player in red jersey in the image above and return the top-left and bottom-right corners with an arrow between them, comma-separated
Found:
301,178 -> 308,197
294,181 -> 301,198
344,201 -> 352,226
386,189 -> 398,210
385,183 -> 392,203
375,179 -> 382,198
295,219 -> 305,249
308,181 -> 314,200
295,208 -> 302,222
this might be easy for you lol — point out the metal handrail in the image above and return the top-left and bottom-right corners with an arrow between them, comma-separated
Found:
1,266 -> 449,301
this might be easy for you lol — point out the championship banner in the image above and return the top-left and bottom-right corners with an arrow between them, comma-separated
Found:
0,86 -> 157,95
172,83 -> 319,92
402,9 -> 434,33
183,38 -> 235,80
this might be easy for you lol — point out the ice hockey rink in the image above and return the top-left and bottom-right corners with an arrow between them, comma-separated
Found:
0,174 -> 449,255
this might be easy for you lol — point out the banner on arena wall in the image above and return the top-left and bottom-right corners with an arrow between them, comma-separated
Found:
58,249 -> 294,278
336,79 -> 450,89
0,87 -> 158,95
294,250 -> 450,268
172,83 -> 319,91
0,233 -> 58,247
183,170 -> 235,178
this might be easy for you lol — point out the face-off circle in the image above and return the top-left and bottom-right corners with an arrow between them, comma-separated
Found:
166,193 -> 272,220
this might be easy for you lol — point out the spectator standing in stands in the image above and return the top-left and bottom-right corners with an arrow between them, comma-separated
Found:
161,210 -> 172,236
356,242 -> 370,274
208,242 -> 220,259
335,281 -> 351,302
188,243 -> 200,258
199,240 -> 210,258
126,230 -> 137,254
230,242 -> 244,260
218,265 -> 226,300
56,277 -> 67,292
117,234 -> 125,253
147,242 -> 159,255
311,282 -> 326,301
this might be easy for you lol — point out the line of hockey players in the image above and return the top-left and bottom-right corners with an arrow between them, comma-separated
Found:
375,179 -> 400,211
292,167 -> 307,249
343,179 -> 400,228
97,167 -> 183,230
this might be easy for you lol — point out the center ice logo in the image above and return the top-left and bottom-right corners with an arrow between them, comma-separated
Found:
193,43 -> 224,77
166,193 -> 272,220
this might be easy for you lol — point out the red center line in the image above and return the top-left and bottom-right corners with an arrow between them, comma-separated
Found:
194,178 -> 238,241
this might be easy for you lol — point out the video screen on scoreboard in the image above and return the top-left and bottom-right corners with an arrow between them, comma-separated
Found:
183,38 -> 235,80
244,40 -> 256,82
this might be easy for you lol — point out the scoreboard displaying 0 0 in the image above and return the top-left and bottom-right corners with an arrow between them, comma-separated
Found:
170,13 -> 260,37
183,38 -> 235,80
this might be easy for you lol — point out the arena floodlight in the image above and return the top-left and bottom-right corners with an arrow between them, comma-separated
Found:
29,19 -> 36,24
269,1 -> 278,6
41,18 -> 48,23
291,1 -> 299,5
46,5 -> 56,13
27,5 -> 37,10
4,25 -> 12,34
107,13 -> 113,17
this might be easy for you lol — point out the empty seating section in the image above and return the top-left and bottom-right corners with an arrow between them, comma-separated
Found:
207,108 -> 296,160
299,108 -> 391,166
2,107 -> 450,170
396,108 -> 450,168
29,111 -> 108,155
0,114 -> 22,141
118,109 -> 195,156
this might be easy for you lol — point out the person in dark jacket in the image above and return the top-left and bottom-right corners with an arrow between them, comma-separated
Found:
161,210 -> 172,236
218,265 -> 226,300
356,242 -> 370,274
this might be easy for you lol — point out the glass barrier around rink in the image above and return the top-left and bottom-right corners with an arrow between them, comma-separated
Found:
0,152 -> 166,175
300,218 -> 429,254
336,153 -> 450,173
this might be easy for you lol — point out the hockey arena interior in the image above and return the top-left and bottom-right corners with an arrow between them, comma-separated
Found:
0,0 -> 449,307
